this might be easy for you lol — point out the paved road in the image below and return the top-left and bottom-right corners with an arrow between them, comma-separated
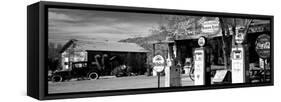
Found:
48,75 -> 194,94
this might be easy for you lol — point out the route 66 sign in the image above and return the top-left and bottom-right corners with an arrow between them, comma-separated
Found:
152,55 -> 165,72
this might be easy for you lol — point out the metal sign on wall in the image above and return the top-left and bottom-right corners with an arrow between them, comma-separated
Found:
255,34 -> 270,59
201,20 -> 220,34
174,19 -> 221,40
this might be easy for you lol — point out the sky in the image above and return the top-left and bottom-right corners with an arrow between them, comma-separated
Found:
48,8 -> 164,45
48,8 -> 270,45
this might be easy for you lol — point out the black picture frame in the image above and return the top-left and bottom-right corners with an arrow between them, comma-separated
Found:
27,1 -> 274,100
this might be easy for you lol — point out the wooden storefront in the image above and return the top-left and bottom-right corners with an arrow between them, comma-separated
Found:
60,39 -> 148,75
171,19 -> 271,82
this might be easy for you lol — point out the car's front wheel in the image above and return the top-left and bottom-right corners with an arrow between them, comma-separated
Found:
52,75 -> 63,82
88,72 -> 99,80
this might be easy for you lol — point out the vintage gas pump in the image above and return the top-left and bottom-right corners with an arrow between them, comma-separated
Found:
194,36 -> 211,85
152,37 -> 181,87
231,27 -> 249,83
169,43 -> 182,87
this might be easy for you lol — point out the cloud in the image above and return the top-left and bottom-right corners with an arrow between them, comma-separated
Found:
48,12 -> 79,21
48,8 -> 162,44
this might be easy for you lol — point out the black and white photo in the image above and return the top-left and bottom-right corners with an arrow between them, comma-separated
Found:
27,1 -> 274,100
47,7 -> 272,94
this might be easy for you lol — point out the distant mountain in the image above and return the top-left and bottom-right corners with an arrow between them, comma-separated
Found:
119,31 -> 169,51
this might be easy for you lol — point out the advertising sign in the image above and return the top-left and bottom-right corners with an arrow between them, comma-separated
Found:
174,18 -> 221,40
231,47 -> 245,83
255,34 -> 270,59
213,70 -> 228,83
201,20 -> 220,34
194,49 -> 205,85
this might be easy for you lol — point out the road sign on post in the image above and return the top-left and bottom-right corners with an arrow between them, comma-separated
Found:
153,55 -> 165,72
153,55 -> 165,88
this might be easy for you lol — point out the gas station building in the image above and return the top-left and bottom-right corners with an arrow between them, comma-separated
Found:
159,18 -> 271,86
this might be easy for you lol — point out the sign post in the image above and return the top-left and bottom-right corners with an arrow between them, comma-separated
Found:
255,34 -> 271,82
152,55 -> 165,88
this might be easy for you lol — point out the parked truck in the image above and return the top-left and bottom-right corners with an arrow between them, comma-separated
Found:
51,61 -> 101,82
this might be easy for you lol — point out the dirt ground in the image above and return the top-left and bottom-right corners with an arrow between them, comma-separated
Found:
48,75 -> 194,94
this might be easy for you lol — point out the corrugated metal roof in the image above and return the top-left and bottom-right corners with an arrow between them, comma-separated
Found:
74,40 -> 149,53
251,19 -> 270,25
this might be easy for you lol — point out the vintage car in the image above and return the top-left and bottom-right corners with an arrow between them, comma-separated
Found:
51,61 -> 100,82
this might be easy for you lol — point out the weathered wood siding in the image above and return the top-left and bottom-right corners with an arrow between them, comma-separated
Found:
87,51 -> 147,75
61,44 -> 87,70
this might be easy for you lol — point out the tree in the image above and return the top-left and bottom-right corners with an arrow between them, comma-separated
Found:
121,15 -> 255,70
48,42 -> 63,71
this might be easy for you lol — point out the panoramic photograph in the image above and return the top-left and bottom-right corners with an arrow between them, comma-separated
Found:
47,8 -> 271,94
